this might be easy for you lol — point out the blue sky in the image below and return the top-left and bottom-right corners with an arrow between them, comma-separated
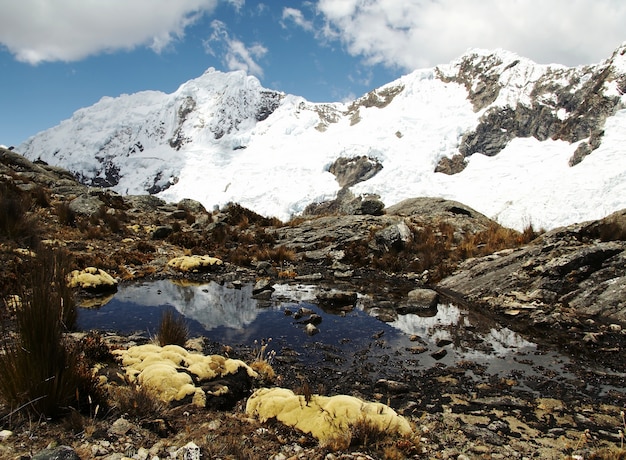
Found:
1,0 -> 624,146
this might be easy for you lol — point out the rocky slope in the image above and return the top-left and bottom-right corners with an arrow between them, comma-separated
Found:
1,147 -> 626,459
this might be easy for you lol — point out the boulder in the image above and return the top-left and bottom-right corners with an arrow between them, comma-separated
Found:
68,194 -> 103,217
396,288 -> 439,314
124,194 -> 166,212
375,221 -> 412,250
177,198 -> 207,214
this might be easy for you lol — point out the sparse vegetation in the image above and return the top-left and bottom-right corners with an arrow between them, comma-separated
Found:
344,219 -> 542,282
109,383 -> 164,420
0,182 -> 39,245
249,338 -> 276,383
55,201 -> 76,226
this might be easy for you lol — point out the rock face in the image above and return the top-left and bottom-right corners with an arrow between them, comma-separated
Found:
438,209 -> 626,325
328,156 -> 383,188
435,44 -> 626,172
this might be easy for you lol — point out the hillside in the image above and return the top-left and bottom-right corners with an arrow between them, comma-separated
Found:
2,145 -> 626,458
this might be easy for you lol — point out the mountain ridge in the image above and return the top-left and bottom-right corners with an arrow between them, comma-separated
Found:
18,43 -> 626,230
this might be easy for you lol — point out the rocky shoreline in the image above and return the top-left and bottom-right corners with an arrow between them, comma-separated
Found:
1,147 -> 625,459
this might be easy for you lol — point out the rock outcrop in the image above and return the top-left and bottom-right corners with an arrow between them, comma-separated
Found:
435,44 -> 626,172
438,209 -> 626,326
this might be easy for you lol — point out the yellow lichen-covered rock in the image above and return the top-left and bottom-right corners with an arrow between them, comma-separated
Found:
67,267 -> 118,292
113,344 -> 257,406
3,295 -> 21,311
245,387 -> 413,444
167,255 -> 223,272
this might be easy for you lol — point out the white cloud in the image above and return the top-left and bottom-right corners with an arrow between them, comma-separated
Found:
310,0 -> 626,70
0,0 -> 221,64
281,7 -> 314,31
205,20 -> 267,76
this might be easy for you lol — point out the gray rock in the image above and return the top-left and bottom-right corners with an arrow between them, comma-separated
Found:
177,198 -> 207,213
253,277 -> 274,295
460,424 -> 506,446
32,446 -> 80,460
438,216 -> 626,324
397,288 -> 439,314
125,194 -> 166,212
108,417 -> 134,436
305,323 -> 319,336
328,155 -> 383,188
375,221 -> 412,250
68,194 -> 103,217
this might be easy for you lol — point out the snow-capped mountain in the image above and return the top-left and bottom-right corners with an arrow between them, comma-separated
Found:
19,44 -> 626,231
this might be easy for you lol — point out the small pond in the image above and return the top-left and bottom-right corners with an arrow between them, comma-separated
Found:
77,279 -> 621,398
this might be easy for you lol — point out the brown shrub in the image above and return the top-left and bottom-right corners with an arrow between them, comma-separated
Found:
110,384 -> 165,420
156,309 -> 188,347
0,183 -> 38,245
0,249 -> 99,420
55,201 -> 76,227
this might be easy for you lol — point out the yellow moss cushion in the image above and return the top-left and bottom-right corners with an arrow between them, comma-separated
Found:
67,267 -> 118,290
167,255 -> 223,272
113,344 -> 257,406
245,387 -> 412,444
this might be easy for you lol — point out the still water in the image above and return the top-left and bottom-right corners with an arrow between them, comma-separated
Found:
76,279 -> 613,396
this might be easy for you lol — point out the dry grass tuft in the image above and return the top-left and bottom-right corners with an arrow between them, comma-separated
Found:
110,384 -> 165,420
250,338 -> 276,383
156,309 -> 189,347
0,182 -> 39,245
0,249 -> 99,420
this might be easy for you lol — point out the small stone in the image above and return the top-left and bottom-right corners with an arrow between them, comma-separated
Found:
108,417 -> 134,436
407,346 -> 428,354
253,277 -> 274,294
0,429 -> 12,441
207,419 -> 221,430
135,447 -> 149,460
431,348 -> 447,360
609,323 -> 622,332
305,323 -> 319,336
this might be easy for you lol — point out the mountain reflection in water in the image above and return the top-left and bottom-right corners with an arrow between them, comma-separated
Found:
78,279 -> 585,393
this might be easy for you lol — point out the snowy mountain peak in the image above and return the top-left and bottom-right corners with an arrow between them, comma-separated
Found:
18,45 -> 626,231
